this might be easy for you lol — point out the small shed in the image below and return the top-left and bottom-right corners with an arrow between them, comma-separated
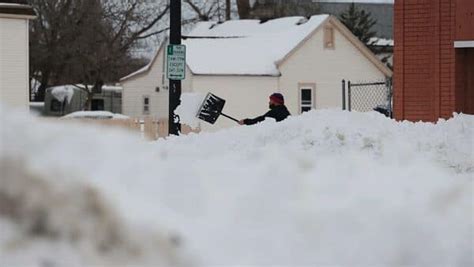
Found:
43,85 -> 123,117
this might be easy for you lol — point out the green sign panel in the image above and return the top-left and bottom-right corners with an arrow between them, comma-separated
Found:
167,44 -> 186,80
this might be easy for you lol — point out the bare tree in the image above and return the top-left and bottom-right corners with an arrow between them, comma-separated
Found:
29,0 -> 169,108
29,0 -> 76,100
226,0 -> 231,20
236,0 -> 251,19
184,0 -> 228,22
249,0 -> 320,20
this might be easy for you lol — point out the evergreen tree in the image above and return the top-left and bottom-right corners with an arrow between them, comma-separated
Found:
339,3 -> 377,49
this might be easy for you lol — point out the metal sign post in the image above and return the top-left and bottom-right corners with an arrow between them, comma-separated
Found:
168,0 -> 182,136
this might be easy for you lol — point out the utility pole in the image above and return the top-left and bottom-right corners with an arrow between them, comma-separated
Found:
168,0 -> 182,136
226,0 -> 231,21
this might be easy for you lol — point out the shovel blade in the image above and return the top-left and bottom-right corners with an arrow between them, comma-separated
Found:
196,93 -> 226,124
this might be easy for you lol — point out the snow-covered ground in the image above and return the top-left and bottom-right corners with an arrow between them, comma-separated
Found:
62,111 -> 129,120
0,105 -> 472,266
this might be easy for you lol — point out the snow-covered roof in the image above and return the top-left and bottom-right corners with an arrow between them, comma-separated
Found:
102,85 -> 123,91
184,15 -> 329,76
0,1 -> 35,17
49,85 -> 76,104
121,14 -> 392,80
370,37 -> 394,47
120,15 -> 330,80
47,84 -> 123,92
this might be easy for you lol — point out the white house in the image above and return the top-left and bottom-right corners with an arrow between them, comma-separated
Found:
120,15 -> 392,131
0,1 -> 35,109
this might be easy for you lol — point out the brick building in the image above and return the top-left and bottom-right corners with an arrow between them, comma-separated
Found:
394,0 -> 474,121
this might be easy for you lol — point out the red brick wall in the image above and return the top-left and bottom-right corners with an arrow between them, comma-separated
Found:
440,0 -> 456,118
394,0 -> 457,121
455,0 -> 474,40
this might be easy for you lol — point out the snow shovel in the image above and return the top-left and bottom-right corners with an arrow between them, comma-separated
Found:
196,93 -> 239,124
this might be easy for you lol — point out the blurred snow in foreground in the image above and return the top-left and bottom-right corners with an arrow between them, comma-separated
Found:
1,105 -> 472,266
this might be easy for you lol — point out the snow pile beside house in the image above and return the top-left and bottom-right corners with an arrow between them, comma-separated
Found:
175,93 -> 206,128
1,105 -> 472,266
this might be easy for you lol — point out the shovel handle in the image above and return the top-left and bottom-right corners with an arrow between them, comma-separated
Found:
220,112 -> 240,123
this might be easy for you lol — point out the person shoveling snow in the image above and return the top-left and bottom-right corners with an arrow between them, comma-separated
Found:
239,93 -> 291,125
195,92 -> 290,126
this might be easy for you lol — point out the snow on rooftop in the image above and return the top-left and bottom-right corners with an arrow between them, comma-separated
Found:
48,84 -> 123,93
50,85 -> 75,103
189,16 -> 308,37
370,37 -> 394,46
120,15 -> 330,79
102,85 -> 123,91
0,3 -> 28,7
184,15 -> 329,76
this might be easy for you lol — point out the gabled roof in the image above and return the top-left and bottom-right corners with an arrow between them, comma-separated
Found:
121,15 -> 329,81
184,15 -> 329,76
121,14 -> 392,81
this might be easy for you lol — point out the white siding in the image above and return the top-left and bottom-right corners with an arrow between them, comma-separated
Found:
192,75 -> 278,131
121,46 -> 194,119
121,47 -> 168,119
0,18 -> 29,109
278,21 -> 387,115
121,19 -> 389,133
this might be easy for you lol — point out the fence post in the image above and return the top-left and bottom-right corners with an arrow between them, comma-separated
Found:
348,81 -> 352,111
386,77 -> 393,118
342,79 -> 346,110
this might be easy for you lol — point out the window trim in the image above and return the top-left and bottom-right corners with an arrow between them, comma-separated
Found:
454,41 -> 474,48
298,83 -> 316,114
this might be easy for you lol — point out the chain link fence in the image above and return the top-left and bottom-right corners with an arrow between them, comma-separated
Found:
342,78 -> 393,117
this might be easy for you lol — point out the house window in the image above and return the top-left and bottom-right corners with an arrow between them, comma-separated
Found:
143,96 -> 150,115
324,26 -> 335,49
300,88 -> 313,113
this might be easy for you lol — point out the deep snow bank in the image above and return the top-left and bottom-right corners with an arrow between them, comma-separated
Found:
1,106 -> 472,266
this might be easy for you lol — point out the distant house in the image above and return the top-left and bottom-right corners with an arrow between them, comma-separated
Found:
120,15 -> 392,131
0,0 -> 35,109
394,0 -> 474,121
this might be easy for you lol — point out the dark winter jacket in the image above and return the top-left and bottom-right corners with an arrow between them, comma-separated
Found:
243,105 -> 291,125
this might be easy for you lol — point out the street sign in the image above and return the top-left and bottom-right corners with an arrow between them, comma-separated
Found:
167,44 -> 186,80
